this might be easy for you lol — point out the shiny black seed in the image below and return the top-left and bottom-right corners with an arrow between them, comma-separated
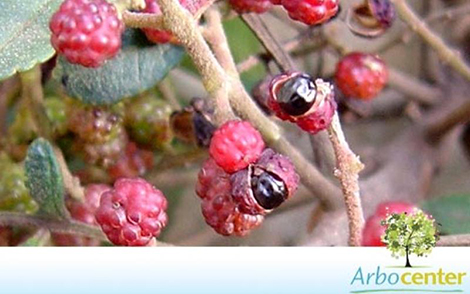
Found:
277,74 -> 317,116
251,172 -> 287,210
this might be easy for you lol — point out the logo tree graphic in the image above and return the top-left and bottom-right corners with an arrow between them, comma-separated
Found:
382,210 -> 438,268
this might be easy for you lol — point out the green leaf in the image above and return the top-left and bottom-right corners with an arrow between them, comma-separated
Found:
54,29 -> 185,105
25,138 -> 68,219
0,0 -> 62,80
421,194 -> 470,235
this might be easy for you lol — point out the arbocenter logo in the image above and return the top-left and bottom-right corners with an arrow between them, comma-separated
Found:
350,210 -> 468,293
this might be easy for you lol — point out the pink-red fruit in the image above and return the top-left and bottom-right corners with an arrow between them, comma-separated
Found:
229,0 -> 272,14
335,52 -> 388,100
209,120 -> 265,174
50,0 -> 124,67
197,158 -> 264,236
362,202 -> 417,246
281,0 -> 339,26
95,178 -> 168,246
141,0 -> 205,44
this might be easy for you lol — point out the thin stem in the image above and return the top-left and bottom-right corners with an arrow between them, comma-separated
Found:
156,0 -> 234,124
387,68 -> 440,105
327,113 -> 365,246
241,14 -> 296,72
54,147 -> 85,202
122,11 -> 165,29
426,3 -> 470,23
391,0 -> 470,82
18,67 -> 52,140
156,0 -> 343,209
437,234 -> 470,246
203,8 -> 239,77
425,100 -> 470,143
0,211 -> 106,240
158,78 -> 181,110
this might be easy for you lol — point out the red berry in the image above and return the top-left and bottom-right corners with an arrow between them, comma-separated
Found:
197,158 -> 263,236
270,0 -> 282,4
281,0 -> 339,26
107,142 -> 154,180
50,0 -> 124,68
268,72 -> 337,134
362,201 -> 417,246
229,0 -> 272,14
335,52 -> 388,100
231,149 -> 299,215
141,0 -> 176,44
53,184 -> 110,246
141,0 -> 205,44
95,178 -> 168,246
209,120 -> 265,174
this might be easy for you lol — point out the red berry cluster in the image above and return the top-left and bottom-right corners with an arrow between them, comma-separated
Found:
50,0 -> 124,68
268,72 -> 337,134
230,0 -> 339,26
95,178 -> 168,246
335,52 -> 388,100
362,202 -> 417,246
197,120 -> 299,236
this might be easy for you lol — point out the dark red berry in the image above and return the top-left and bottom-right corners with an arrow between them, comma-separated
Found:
362,201 -> 417,246
335,52 -> 388,100
229,0 -> 272,14
209,120 -> 265,174
270,0 -> 282,4
95,178 -> 168,246
53,184 -> 110,246
269,72 -> 337,134
231,149 -> 299,215
281,0 -> 339,26
49,0 -> 124,67
196,158 -> 263,236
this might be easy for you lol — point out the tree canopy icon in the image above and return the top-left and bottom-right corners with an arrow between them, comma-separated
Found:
382,210 -> 438,268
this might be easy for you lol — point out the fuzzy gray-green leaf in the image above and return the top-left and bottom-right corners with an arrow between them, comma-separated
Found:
0,0 -> 62,80
54,29 -> 185,105
25,138 -> 68,219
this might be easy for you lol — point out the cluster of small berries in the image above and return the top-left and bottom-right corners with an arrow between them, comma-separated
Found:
196,120 -> 299,236
229,0 -> 339,26
49,0 -> 208,67
54,178 -> 168,246
49,0 -> 340,69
